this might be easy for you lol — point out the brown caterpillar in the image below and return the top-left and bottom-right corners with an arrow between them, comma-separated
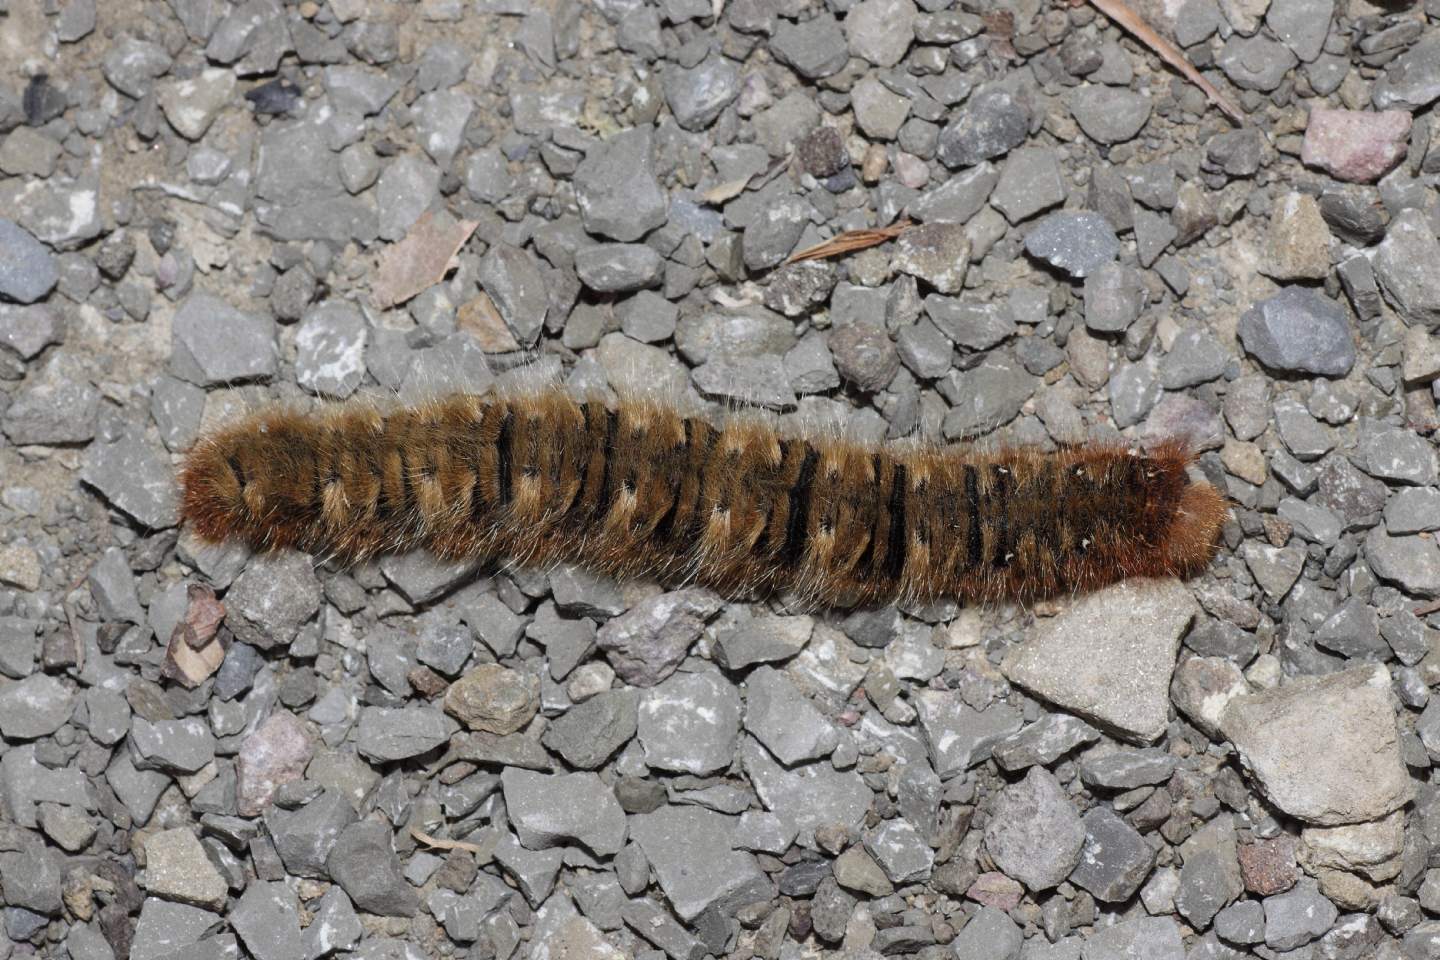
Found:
179,388 -> 1228,607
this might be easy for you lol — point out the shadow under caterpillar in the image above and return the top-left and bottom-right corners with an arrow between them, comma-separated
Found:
180,388 -> 1229,607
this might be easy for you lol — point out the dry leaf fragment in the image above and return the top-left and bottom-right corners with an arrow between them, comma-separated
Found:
786,220 -> 914,264
701,178 -> 751,205
1088,0 -> 1246,125
410,827 -> 489,855
163,583 -> 227,688
371,210 -> 479,310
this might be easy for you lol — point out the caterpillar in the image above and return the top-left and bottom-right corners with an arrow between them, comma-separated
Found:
179,388 -> 1229,608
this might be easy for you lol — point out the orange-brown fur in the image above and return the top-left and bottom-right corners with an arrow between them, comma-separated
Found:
180,389 -> 1229,607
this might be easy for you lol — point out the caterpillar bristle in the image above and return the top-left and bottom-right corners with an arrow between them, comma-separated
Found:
179,387 -> 1229,607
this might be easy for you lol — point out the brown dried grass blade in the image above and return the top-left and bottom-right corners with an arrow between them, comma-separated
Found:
1088,0 -> 1246,126
786,220 -> 913,264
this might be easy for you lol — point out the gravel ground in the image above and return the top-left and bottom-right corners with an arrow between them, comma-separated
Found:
2,0 -> 1440,958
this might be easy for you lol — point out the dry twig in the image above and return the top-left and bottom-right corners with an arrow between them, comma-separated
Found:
1088,0 -> 1246,126
786,220 -> 913,264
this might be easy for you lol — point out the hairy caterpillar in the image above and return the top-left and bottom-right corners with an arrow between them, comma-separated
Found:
180,388 -> 1228,607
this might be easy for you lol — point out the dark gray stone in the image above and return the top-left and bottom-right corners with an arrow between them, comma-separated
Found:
1238,288 -> 1356,377
1024,212 -> 1120,279
326,820 -> 420,917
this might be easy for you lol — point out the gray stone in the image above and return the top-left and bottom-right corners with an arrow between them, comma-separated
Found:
158,68 -> 236,140
379,549 -> 479,605
715,614 -> 812,669
1264,879 -> 1338,950
741,738 -> 871,847
638,669 -> 741,774
830,319 -> 900,392
1071,806 -> 1156,903
993,715 -> 1101,771
984,768 -> 1086,892
478,243 -> 548,347
464,148 -> 513,204
542,690 -> 637,769
1372,33 -> 1440,110
0,842 -> 61,915
0,671 -> 73,741
1221,664 -> 1411,825
1273,399 -> 1332,461
575,243 -> 663,292
303,888 -> 362,959
939,356 -> 1036,438
502,768 -> 627,856
0,177 -> 103,249
106,750 -> 169,825
2,368 -> 99,445
81,434 -> 178,529
851,75 -> 910,140
1214,899 -> 1265,945
630,806 -> 770,921
1108,363 -> 1161,428
1084,263 -> 1146,333
1024,212 -> 1120,279
1367,527 -> 1440,598
664,55 -> 740,131
769,14 -> 848,79
232,881 -> 302,960
910,162 -> 997,223
376,154 -> 439,242
1374,209 -> 1440,329
1160,327 -> 1227,388
0,303 -> 60,360
596,588 -> 722,686
295,301 -> 368,399
265,789 -> 357,878
1218,35 -> 1298,91
622,897 -> 706,960
129,716 -> 215,774
845,0 -> 917,66
0,219 -> 57,304
1385,487 -> 1440,534
1082,917 -> 1184,960
927,298 -> 1017,351
1079,748 -> 1176,790
1176,816 -> 1244,930
575,126 -> 668,242
355,706 -> 451,762
1241,542 -> 1306,602
692,355 -> 797,409
1003,579 -> 1196,743
1238,288 -> 1356,377
1068,85 -> 1152,144
327,820 -> 420,916
951,906 -> 1022,960
1266,0 -> 1333,61
225,551 -> 322,650
130,899 -> 223,960
413,89 -> 472,167
170,292 -> 278,385
914,690 -> 1022,778
938,88 -> 1029,169
865,818 -> 933,884
743,666 -> 838,765
991,147 -> 1067,223
1277,497 -> 1341,546
1359,428 -> 1428,489
618,290 -> 678,343
492,830 -> 564,906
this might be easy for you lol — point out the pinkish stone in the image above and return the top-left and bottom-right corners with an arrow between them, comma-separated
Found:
1301,107 -> 1412,183
235,711 -> 314,816
966,871 -> 1024,911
